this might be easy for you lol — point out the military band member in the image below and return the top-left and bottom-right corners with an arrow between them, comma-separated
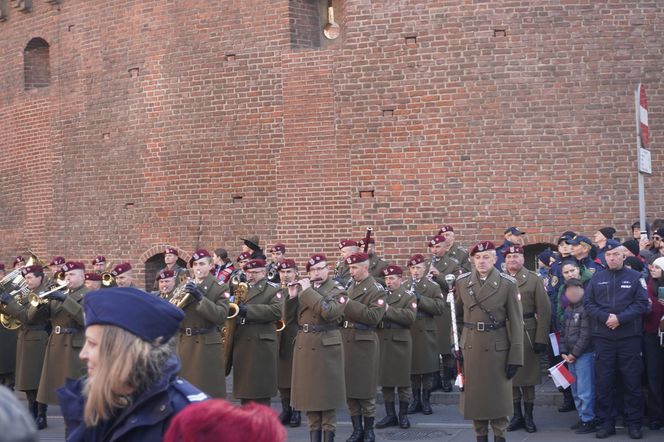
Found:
0,317 -> 17,390
241,235 -> 267,260
341,252 -> 386,442
91,255 -> 106,273
0,263 -> 6,277
176,249 -> 229,398
358,237 -> 388,286
153,247 -> 188,290
276,258 -> 301,427
212,248 -> 235,284
287,253 -> 347,442
495,227 -> 527,271
233,259 -> 282,405
267,243 -> 287,285
29,261 -> 89,409
0,264 -> 49,429
427,235 -> 459,393
47,256 -> 65,278
407,254 -> 445,416
438,225 -> 471,272
84,272 -> 102,291
236,251 -> 252,270
111,262 -> 135,288
334,239 -> 359,287
155,269 -> 177,300
503,245 -> 551,433
454,242 -> 524,442
13,255 -> 26,270
375,264 -> 417,430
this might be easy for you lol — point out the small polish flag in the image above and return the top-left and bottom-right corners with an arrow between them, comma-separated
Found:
548,361 -> 575,389
549,332 -> 560,356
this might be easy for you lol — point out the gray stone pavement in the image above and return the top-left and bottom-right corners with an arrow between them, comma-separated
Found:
25,378 -> 664,441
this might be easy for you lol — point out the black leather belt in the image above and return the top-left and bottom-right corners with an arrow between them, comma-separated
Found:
53,326 -> 81,335
378,321 -> 407,329
298,324 -> 337,333
180,327 -> 215,336
341,321 -> 373,330
416,311 -> 433,319
463,321 -> 506,332
523,313 -> 535,319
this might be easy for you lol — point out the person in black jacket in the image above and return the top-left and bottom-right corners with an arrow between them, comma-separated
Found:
584,240 -> 649,440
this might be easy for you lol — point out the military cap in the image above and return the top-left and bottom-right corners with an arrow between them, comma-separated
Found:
111,262 -> 132,276
598,227 -> 616,240
12,256 -> 25,267
306,253 -> 327,271
63,261 -> 85,272
164,247 -> 179,256
604,239 -> 622,251
438,225 -> 454,234
624,256 -> 644,273
236,251 -> 252,263
621,239 -> 640,256
85,272 -> 102,282
83,287 -> 185,342
189,249 -> 211,266
338,239 -> 358,249
564,278 -> 584,288
278,259 -> 297,270
156,269 -> 175,281
503,244 -> 524,257
91,255 -> 106,265
537,248 -> 554,266
428,235 -> 445,247
382,264 -> 403,276
470,241 -> 496,256
21,264 -> 43,276
268,243 -> 286,253
241,235 -> 261,252
558,232 -> 576,244
346,252 -> 369,265
49,256 -> 65,266
358,237 -> 375,248
243,259 -> 266,271
569,235 -> 592,248
408,254 -> 426,267
504,227 -> 526,235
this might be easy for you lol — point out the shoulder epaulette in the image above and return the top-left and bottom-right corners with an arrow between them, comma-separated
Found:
500,273 -> 517,283
457,271 -> 471,280
173,378 -> 209,403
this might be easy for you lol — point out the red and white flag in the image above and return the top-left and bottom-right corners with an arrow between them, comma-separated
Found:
549,361 -> 575,389
549,332 -> 560,356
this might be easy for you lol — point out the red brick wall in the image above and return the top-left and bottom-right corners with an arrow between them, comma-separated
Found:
0,0 -> 662,287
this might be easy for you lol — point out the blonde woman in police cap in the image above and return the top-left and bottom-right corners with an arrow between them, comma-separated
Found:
57,287 -> 208,441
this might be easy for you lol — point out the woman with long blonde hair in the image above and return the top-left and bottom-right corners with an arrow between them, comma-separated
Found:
57,287 -> 208,441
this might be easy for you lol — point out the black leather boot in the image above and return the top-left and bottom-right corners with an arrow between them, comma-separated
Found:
431,371 -> 443,391
290,410 -> 301,427
507,401 -> 524,431
441,366 -> 454,392
279,397 -> 292,424
476,437 -> 488,442
558,387 -> 576,412
310,430 -> 322,442
523,402 -> 537,433
346,415 -> 364,442
363,416 -> 375,442
36,403 -> 48,430
422,389 -> 433,415
375,401 -> 398,428
398,401 -> 410,429
323,431 -> 335,442
494,436 -> 506,442
407,389 -> 422,414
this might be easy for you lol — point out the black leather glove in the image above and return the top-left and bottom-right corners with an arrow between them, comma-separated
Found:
533,343 -> 547,354
0,290 -> 12,304
238,303 -> 248,318
505,364 -> 519,380
184,281 -> 204,301
48,290 -> 67,302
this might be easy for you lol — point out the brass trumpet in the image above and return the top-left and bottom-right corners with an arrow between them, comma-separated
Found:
28,282 -> 69,307
100,272 -> 115,287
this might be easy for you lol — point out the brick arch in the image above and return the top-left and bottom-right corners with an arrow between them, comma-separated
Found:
24,37 -> 51,90
139,244 -> 192,264
140,245 -> 192,291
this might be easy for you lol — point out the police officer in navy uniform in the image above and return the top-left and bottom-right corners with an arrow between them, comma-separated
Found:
495,227 -> 526,271
594,227 -> 617,267
568,235 -> 603,275
583,239 -> 649,439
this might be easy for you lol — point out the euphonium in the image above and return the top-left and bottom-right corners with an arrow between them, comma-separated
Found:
0,269 -> 30,330
169,279 -> 193,309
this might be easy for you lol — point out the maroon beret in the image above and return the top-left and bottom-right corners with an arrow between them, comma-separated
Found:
0,263 -> 5,271
243,259 -> 266,271
85,272 -> 102,282
21,264 -> 43,276
306,253 -> 327,271
503,244 -> 525,257
63,261 -> 86,272
268,243 -> 286,253
111,262 -> 132,276
189,249 -> 211,266
338,239 -> 358,250
156,269 -> 175,280
470,241 -> 496,256
13,256 -> 25,267
164,247 -> 179,256
91,255 -> 106,265
358,238 -> 375,248
50,256 -> 65,266
236,251 -> 252,262
278,259 -> 297,270
346,252 -> 369,265
438,225 -> 454,234
382,264 -> 403,276
428,235 -> 446,247
408,254 -> 426,267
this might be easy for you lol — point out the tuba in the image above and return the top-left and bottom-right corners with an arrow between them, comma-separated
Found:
223,270 -> 248,375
